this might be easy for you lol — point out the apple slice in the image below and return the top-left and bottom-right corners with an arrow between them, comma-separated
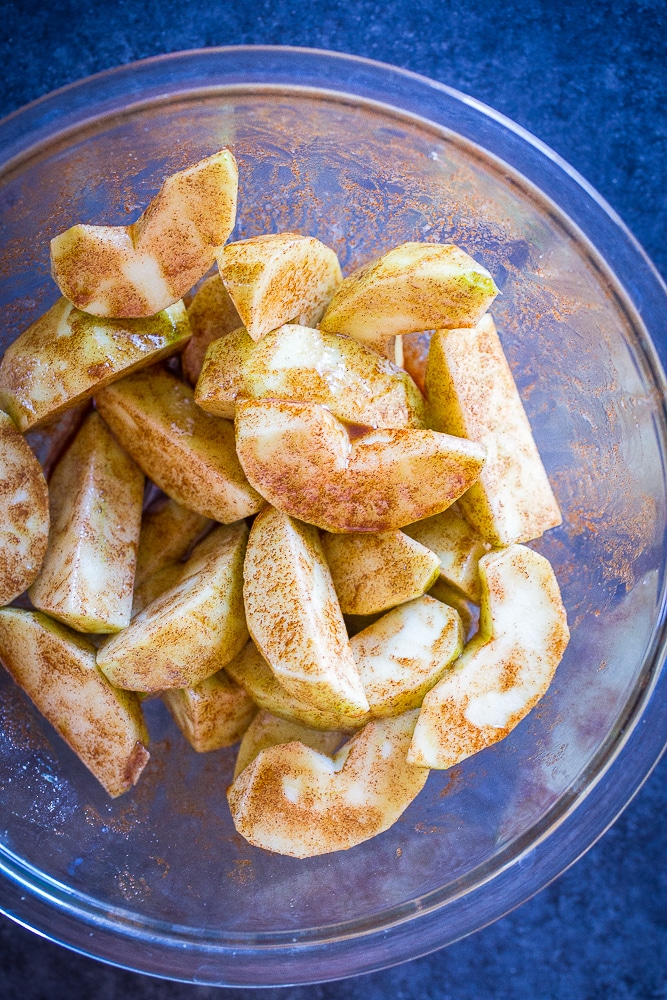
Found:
196,323 -> 426,429
227,710 -> 429,857
244,506 -> 369,718
235,399 -> 485,533
0,299 -> 191,433
428,577 -> 475,637
0,608 -> 149,797
352,596 -> 464,717
97,521 -> 249,692
225,641 -> 367,732
0,411 -> 50,605
403,505 -> 490,602
135,495 -> 212,588
51,150 -> 238,318
408,545 -> 569,769
29,412 -> 144,633
217,232 -> 342,342
319,242 -> 498,353
182,273 -> 243,385
162,671 -> 257,753
233,709 -> 346,780
425,314 -> 562,545
321,530 -> 440,615
95,366 -> 264,523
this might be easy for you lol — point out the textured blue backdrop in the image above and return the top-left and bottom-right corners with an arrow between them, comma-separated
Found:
0,1 -> 665,997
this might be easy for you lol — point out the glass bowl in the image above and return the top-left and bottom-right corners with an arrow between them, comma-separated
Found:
1,47 -> 666,987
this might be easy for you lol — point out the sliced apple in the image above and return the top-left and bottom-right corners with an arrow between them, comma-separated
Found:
0,411 -> 50,604
319,242 -> 498,353
0,299 -> 191,433
135,495 -> 212,587
321,530 -> 440,615
29,412 -> 144,633
403,505 -> 490,602
227,709 -> 429,857
225,641 -> 367,732
97,521 -> 249,692
244,506 -> 369,717
95,366 -> 264,523
51,150 -> 238,318
217,232 -> 342,342
425,314 -> 562,545
182,273 -> 243,385
233,709 -> 346,780
0,608 -> 149,797
235,399 -> 485,532
408,545 -> 569,769
196,323 -> 425,429
352,596 -> 463,717
162,671 -> 257,753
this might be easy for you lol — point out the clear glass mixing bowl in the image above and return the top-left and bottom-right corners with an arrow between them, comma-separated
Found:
0,47 -> 666,987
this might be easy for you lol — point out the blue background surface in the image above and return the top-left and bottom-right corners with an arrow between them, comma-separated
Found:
0,1 -> 666,996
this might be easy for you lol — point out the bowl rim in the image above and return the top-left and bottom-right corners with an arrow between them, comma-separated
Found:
1,45 -> 667,987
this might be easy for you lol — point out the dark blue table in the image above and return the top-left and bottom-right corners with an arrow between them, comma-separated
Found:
0,2 -> 665,997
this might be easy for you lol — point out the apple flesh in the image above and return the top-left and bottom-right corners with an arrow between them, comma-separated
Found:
162,671 -> 257,753
319,242 -> 498,354
50,150 -> 238,318
97,521 -> 249,692
0,299 -> 191,433
408,544 -> 570,768
95,366 -> 265,523
29,412 -> 144,633
321,529 -> 440,615
227,709 -> 429,858
243,506 -> 369,718
0,608 -> 149,797
196,322 -> 425,429
235,398 -> 486,533
233,709 -> 345,781
217,232 -> 342,342
403,505 -> 490,602
425,314 -> 562,545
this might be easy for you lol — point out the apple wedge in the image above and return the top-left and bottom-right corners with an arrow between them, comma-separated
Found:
95,366 -> 264,523
196,323 -> 426,429
183,273 -> 243,385
29,412 -> 144,633
0,299 -> 191,433
352,596 -> 464,717
425,314 -> 562,545
162,671 -> 257,753
225,641 -> 367,732
321,530 -> 440,615
135,495 -> 212,588
428,577 -> 475,637
227,709 -> 429,857
233,709 -> 345,780
51,150 -> 238,318
408,545 -> 569,769
235,399 -> 485,533
0,411 -> 50,604
97,521 -> 249,692
217,232 -> 342,342
403,505 -> 490,602
319,242 -> 498,353
243,506 -> 369,718
0,608 -> 149,797
131,561 -> 183,618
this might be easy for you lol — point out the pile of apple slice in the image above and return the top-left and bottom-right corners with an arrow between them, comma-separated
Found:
0,150 -> 569,857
